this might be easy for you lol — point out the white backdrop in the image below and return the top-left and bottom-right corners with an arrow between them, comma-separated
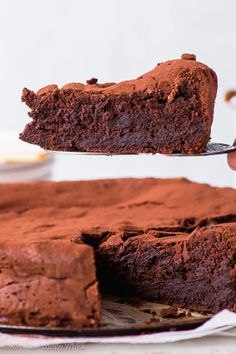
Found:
0,0 -> 235,186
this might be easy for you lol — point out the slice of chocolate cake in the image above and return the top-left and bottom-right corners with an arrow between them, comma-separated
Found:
20,54 -> 217,154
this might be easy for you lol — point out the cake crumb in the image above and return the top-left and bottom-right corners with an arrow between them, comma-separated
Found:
160,306 -> 179,318
142,309 -> 157,316
86,77 -> 98,85
161,306 -> 191,319
185,309 -> 192,317
181,53 -> 196,60
144,317 -> 160,325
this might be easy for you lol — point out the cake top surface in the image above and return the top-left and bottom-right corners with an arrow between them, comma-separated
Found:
22,54 -> 217,99
0,178 -> 235,245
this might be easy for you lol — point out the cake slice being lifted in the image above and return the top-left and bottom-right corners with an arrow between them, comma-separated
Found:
20,54 -> 217,154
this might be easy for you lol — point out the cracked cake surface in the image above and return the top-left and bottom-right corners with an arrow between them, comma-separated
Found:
20,54 -> 217,154
0,178 -> 235,327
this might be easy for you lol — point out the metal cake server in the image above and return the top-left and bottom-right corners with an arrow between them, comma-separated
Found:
46,142 -> 236,157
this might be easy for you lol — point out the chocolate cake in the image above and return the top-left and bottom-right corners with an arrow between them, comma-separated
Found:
20,54 -> 217,154
0,178 -> 235,328
0,241 -> 100,327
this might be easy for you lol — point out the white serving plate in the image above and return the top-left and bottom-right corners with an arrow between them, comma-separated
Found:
0,131 -> 54,182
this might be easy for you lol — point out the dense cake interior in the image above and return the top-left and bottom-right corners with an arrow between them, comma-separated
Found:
77,217 -> 236,313
21,87 -> 209,154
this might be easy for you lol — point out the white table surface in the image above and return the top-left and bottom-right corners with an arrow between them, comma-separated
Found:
2,336 -> 236,354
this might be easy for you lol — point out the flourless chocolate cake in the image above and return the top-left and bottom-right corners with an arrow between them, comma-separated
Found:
20,54 -> 217,154
0,178 -> 235,328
